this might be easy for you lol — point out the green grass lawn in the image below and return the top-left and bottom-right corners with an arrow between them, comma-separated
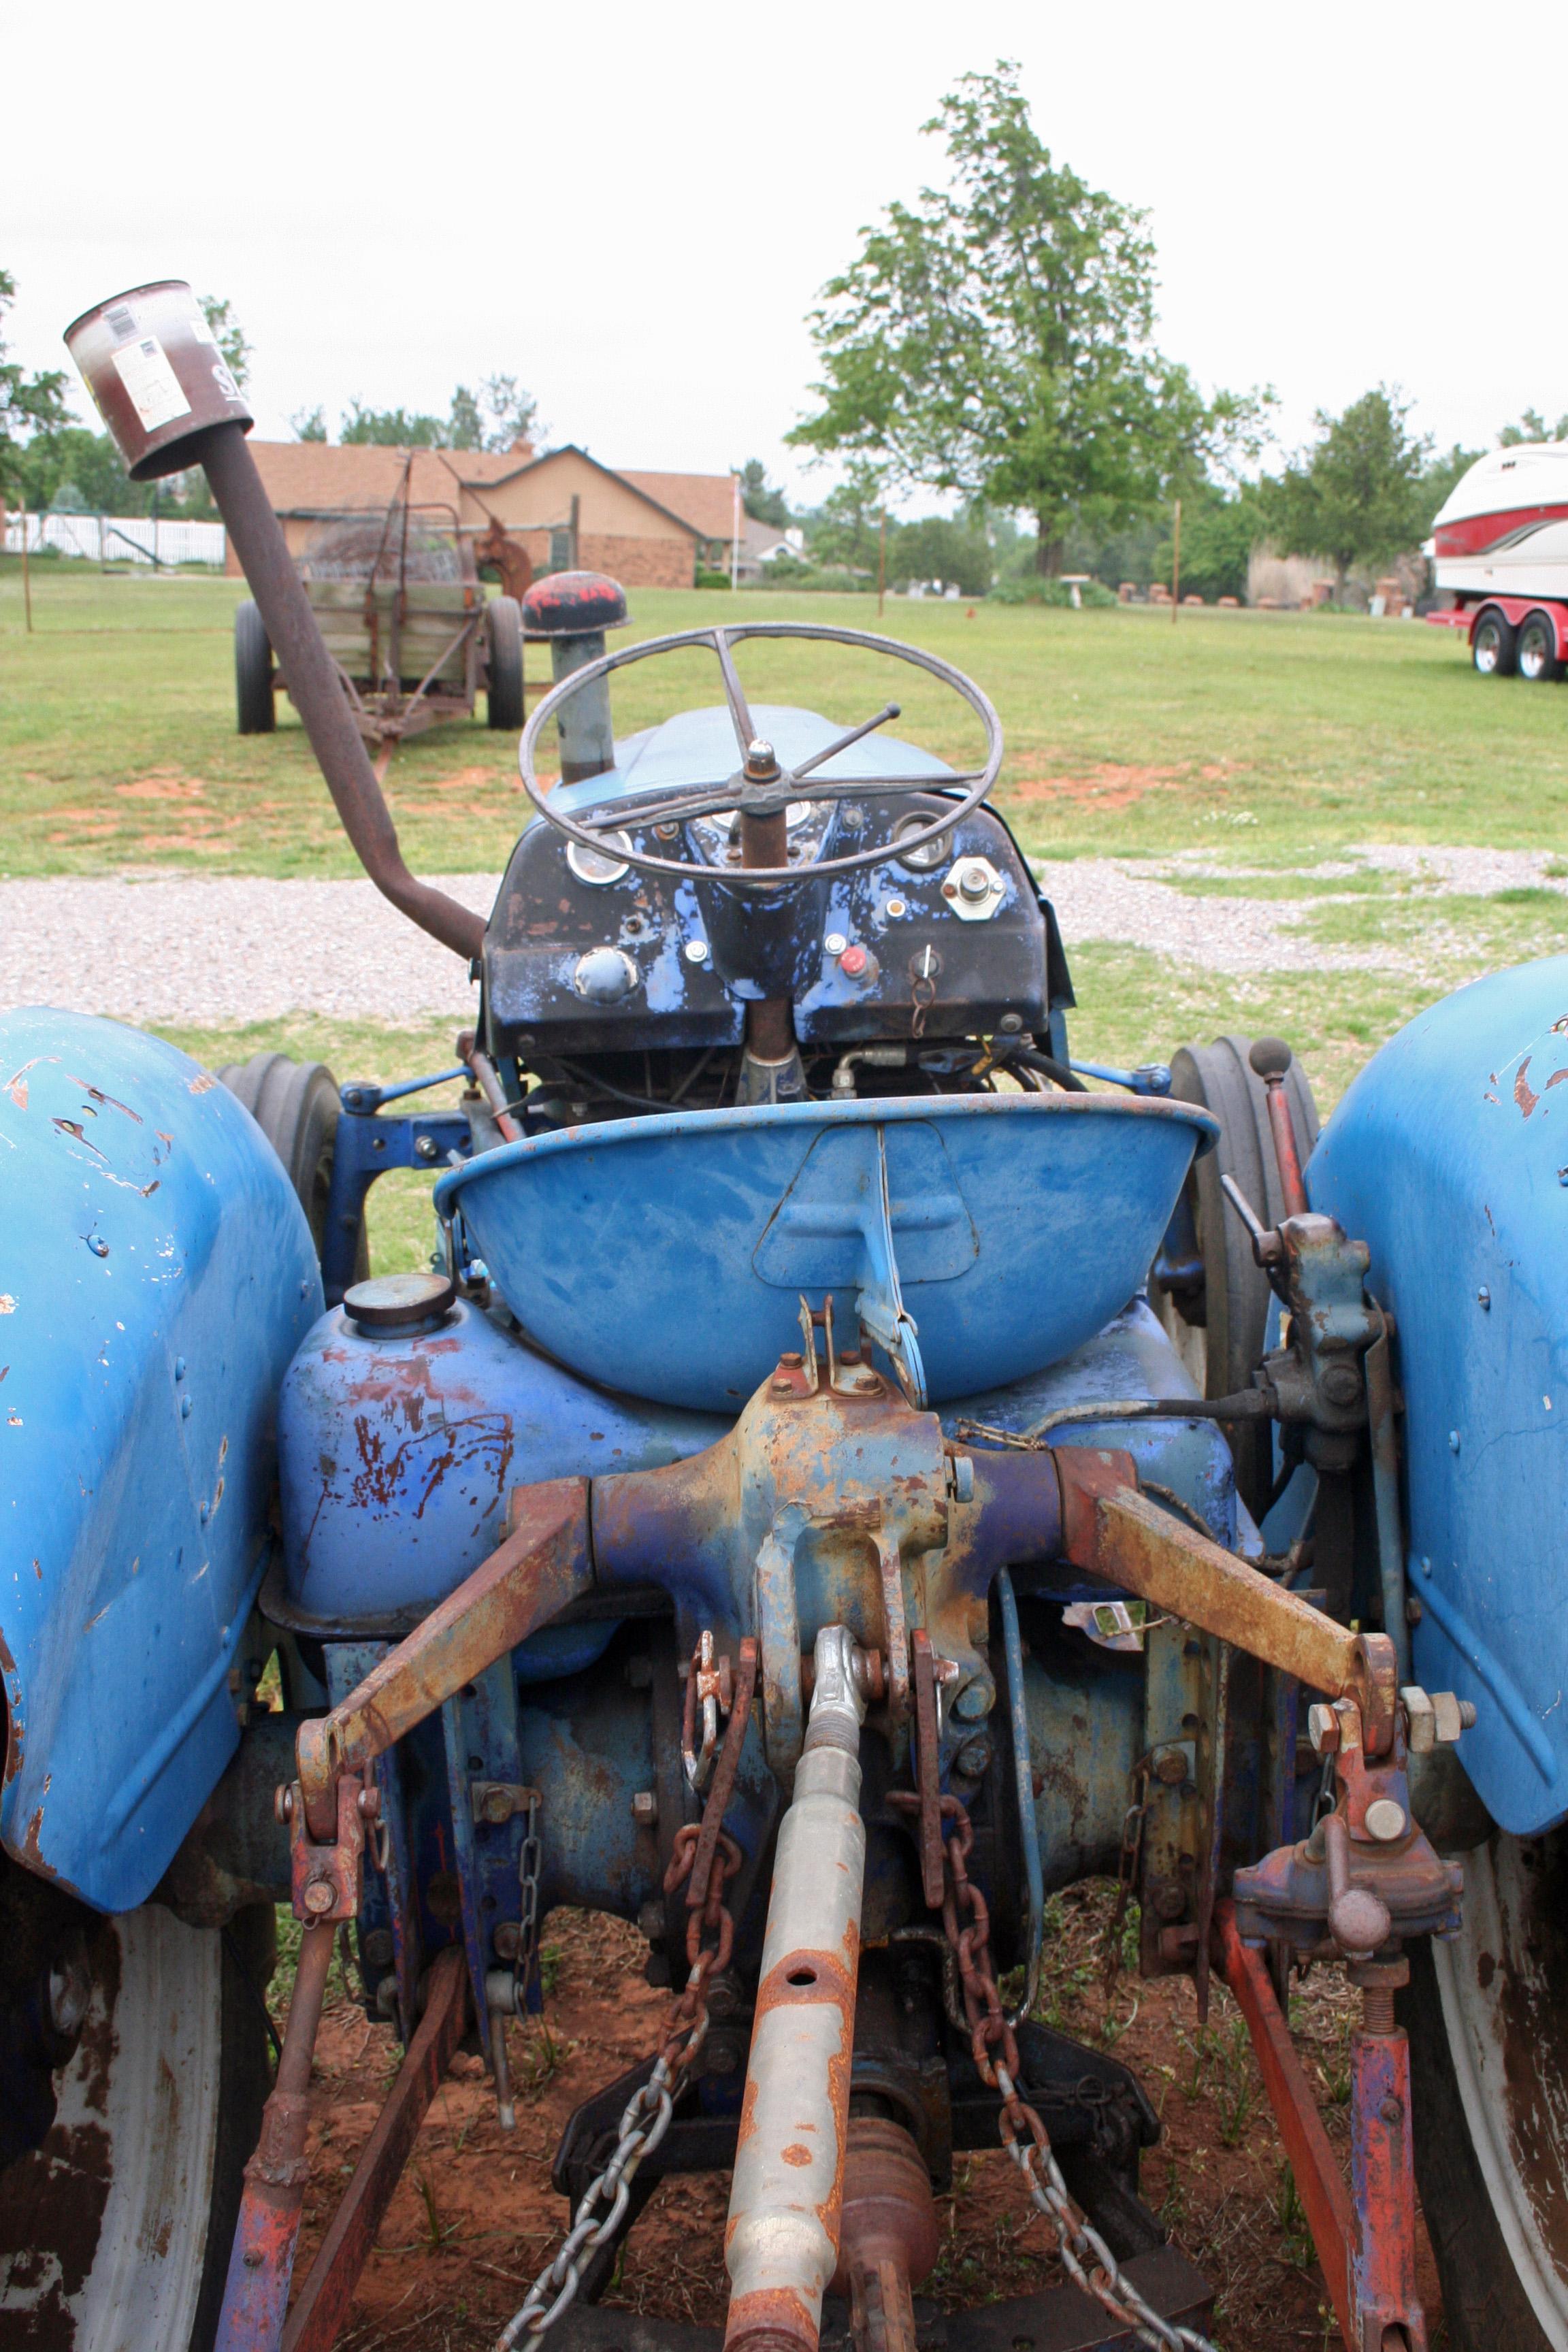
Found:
6,560 -> 1568,877
9,555 -> 1568,1254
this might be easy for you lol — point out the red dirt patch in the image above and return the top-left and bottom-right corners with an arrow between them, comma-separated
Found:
278,1889 -> 1446,2351
114,769 -> 206,802
1003,760 -> 1238,811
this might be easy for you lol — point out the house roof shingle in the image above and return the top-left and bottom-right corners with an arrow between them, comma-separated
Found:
619,470 -> 738,542
244,440 -> 534,517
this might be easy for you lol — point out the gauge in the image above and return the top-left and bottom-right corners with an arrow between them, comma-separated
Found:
566,830 -> 632,886
894,815 -> 950,872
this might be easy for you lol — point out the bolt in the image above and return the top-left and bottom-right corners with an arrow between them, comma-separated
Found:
415,1134 -> 438,1162
1154,1748 -> 1188,1785
998,1013 -> 1023,1033
244,2248 -> 263,2268
1307,1703 -> 1341,1755
304,1879 -> 336,1916
685,938 -> 708,963
1477,1286 -> 1491,1309
770,1375 -> 794,1396
958,863 -> 990,900
1379,2094 -> 1404,2124
180,1394 -> 193,1418
357,1784 -> 381,1820
493,1922 -> 522,1960
632,1791 -> 658,1827
274,1784 -> 295,1825
1448,1429 -> 1461,1453
955,1737 -> 992,1777
1365,1797 -> 1407,1842
1321,1362 -> 1361,1407
481,1787 -> 512,1824
824,932 -> 848,956
951,1676 -> 994,1722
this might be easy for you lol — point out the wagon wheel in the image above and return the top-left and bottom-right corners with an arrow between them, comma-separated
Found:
0,1886 -> 272,2349
218,1050 -> 369,1281
234,600 -> 276,734
1149,1034 -> 1319,1518
1403,1825 -> 1568,2349
486,595 -> 525,730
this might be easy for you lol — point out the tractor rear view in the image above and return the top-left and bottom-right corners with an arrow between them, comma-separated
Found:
2,278 -> 1567,2352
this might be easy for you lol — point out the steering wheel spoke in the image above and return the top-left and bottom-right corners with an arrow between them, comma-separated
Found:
710,629 -> 759,760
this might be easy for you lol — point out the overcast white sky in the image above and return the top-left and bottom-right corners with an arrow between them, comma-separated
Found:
5,0 -> 1561,512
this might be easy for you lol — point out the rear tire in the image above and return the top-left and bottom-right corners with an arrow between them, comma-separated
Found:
1518,610 -> 1563,684
0,1901 -> 272,2352
1150,1036 -> 1320,1516
486,595 -> 525,730
234,600 -> 276,734
1473,606 -> 1518,676
1403,1828 -> 1568,2351
217,1050 -> 368,1280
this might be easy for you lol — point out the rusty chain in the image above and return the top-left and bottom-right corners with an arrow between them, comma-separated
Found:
493,1818 -> 740,2351
934,1794 -> 1218,2352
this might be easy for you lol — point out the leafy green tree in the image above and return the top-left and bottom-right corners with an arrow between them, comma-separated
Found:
801,461 -> 888,572
1262,387 -> 1432,599
889,515 -> 993,595
199,295 -> 251,392
789,63 -> 1264,574
0,270 -> 71,503
1500,407 -> 1568,447
738,459 -> 790,527
291,405 -> 328,442
16,423 -> 145,517
1153,485 -> 1262,602
341,399 -> 449,447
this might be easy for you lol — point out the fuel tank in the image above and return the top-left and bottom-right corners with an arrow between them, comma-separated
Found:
0,1011 -> 320,1909
1309,956 -> 1568,1835
278,1296 -> 728,1619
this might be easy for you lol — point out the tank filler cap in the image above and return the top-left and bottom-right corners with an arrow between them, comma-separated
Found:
521,571 -> 629,638
344,1269 -> 457,1334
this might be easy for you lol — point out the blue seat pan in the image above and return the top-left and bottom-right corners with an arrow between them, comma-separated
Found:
436,1093 -> 1217,1414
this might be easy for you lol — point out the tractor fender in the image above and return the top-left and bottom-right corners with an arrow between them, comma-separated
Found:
0,1011 -> 320,1910
1310,956 -> 1568,1835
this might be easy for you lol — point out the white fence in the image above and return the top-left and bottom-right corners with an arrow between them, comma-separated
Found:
3,512 -> 227,568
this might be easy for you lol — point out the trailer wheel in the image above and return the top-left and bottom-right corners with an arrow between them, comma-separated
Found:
218,1049 -> 368,1279
0,1899 -> 272,2352
234,600 -> 276,733
1473,606 -> 1518,677
486,594 -> 525,730
1150,1035 -> 1320,1516
1403,1827 -> 1568,2350
1518,610 -> 1563,685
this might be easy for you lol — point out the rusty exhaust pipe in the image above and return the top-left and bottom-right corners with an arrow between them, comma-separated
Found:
724,1625 -> 866,2352
64,282 -> 485,965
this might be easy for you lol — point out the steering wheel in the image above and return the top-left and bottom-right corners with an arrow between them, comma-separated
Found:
519,621 -> 1003,885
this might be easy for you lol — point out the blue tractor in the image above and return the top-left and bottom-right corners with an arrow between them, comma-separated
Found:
1,280 -> 1563,2352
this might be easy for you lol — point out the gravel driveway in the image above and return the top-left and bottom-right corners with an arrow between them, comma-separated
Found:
0,847 -> 1558,1024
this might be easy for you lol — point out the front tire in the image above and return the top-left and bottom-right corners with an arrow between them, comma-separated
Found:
0,1902 -> 272,2351
1404,1829 -> 1568,2351
217,1049 -> 366,1279
1518,610 -> 1563,684
1151,1035 -> 1320,1515
235,601 -> 276,734
1473,606 -> 1518,676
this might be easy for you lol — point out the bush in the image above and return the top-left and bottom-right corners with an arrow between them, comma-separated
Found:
747,564 -> 876,593
990,575 -> 1119,609
694,568 -> 732,589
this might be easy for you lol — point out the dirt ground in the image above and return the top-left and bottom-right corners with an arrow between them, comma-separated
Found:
278,1883 -> 1446,2352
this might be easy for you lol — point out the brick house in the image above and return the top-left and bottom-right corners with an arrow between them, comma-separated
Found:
234,440 -> 738,589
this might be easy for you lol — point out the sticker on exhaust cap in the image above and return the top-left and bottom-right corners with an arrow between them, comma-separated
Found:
111,334 -> 191,432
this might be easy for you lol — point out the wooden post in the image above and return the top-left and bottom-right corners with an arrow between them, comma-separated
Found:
730,473 -> 741,593
19,499 -> 33,633
878,508 -> 886,618
1171,496 -> 1182,625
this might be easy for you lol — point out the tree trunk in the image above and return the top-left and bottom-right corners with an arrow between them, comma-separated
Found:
1034,518 -> 1065,578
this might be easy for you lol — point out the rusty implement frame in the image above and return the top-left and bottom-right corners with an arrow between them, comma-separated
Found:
1054,1450 -> 1399,1754
280,1946 -> 469,2352
1218,1906 -> 1426,2352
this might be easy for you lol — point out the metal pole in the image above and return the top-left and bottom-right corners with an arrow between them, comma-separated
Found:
18,500 -> 32,633
197,423 -> 484,962
1171,495 -> 1181,625
878,508 -> 886,619
730,473 -> 740,593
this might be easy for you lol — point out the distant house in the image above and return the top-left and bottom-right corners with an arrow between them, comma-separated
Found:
737,517 -> 804,580
235,440 -> 740,589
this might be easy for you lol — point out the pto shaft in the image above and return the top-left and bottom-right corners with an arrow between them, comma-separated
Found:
724,1627 -> 867,2352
